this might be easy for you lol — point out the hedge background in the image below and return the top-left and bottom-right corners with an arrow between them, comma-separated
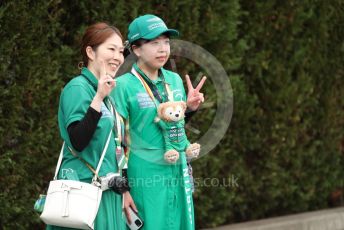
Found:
1,0 -> 343,229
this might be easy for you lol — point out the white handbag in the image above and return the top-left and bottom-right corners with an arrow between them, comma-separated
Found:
40,130 -> 112,229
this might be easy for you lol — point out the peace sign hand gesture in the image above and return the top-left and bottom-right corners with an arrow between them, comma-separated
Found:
185,74 -> 207,111
96,60 -> 116,100
91,61 -> 116,113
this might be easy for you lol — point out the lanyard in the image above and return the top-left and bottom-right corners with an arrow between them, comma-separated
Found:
107,98 -> 127,170
106,99 -> 120,139
131,67 -> 173,108
133,65 -> 172,103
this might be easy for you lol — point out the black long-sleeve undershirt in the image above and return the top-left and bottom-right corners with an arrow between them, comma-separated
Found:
67,107 -> 101,152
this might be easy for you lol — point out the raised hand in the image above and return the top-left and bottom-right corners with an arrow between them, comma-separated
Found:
90,61 -> 116,112
96,60 -> 116,100
185,74 -> 206,111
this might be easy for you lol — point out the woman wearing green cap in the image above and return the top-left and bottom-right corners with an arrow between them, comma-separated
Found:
112,14 -> 206,229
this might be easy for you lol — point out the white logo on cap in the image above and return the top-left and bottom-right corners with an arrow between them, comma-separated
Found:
131,33 -> 140,39
148,22 -> 166,30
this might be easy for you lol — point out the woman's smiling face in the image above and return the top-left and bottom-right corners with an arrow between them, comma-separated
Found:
88,33 -> 124,78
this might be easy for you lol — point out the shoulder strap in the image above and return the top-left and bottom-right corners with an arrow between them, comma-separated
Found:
53,129 -> 112,182
67,146 -> 97,175
92,129 -> 113,182
53,142 -> 65,180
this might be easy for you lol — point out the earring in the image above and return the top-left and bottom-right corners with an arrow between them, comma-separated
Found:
78,62 -> 84,70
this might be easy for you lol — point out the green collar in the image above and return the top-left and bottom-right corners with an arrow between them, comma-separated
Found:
133,63 -> 172,85
81,67 -> 98,89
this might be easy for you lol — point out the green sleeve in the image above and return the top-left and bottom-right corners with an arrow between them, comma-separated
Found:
60,84 -> 92,128
111,77 -> 129,119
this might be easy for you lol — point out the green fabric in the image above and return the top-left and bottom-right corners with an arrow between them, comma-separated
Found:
50,67 -> 126,229
46,190 -> 126,230
111,66 -> 186,151
111,65 -> 194,229
156,119 -> 190,152
128,14 -> 179,43
128,150 -> 195,230
57,67 -> 118,180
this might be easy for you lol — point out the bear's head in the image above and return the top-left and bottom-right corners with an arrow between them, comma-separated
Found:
157,101 -> 187,122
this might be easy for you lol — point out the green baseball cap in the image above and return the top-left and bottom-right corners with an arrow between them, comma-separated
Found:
128,14 -> 179,43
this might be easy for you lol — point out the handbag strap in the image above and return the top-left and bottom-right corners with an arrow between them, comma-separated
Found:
53,142 -> 65,180
67,146 -> 98,175
53,129 -> 112,182
93,129 -> 112,181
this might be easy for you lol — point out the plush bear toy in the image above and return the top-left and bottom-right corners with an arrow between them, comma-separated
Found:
154,101 -> 200,163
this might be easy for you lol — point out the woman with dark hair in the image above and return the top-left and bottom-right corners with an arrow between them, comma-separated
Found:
47,22 -> 134,230
112,15 -> 206,230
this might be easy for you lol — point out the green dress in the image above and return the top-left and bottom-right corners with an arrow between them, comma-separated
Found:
47,67 -> 126,230
111,63 -> 195,230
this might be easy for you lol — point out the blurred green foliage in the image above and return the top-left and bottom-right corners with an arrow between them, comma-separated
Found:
0,0 -> 343,229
